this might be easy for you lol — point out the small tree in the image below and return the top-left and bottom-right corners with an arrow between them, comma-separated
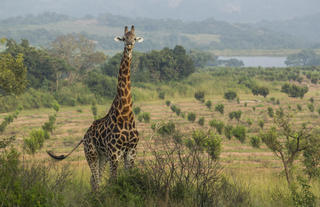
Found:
205,100 -> 212,109
224,125 -> 233,140
209,119 -> 224,135
187,112 -> 196,122
232,126 -> 246,143
214,104 -> 224,114
258,120 -> 265,129
260,110 -> 313,185
133,106 -> 141,115
307,104 -> 314,112
194,91 -> 205,102
250,136 -> 261,148
229,111 -> 242,122
267,107 -> 274,118
198,117 -> 205,126
91,101 -> 98,120
224,91 -> 237,101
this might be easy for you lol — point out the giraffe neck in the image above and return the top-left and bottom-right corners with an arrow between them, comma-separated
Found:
114,46 -> 133,117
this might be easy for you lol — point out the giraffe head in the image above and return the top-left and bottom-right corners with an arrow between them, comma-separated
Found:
114,25 -> 143,49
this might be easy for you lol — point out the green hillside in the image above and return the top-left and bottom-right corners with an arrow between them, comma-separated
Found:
0,13 -> 309,53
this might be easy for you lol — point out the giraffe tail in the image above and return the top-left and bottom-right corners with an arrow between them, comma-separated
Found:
47,139 -> 83,160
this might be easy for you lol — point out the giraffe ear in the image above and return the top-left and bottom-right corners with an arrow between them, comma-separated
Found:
114,36 -> 124,42
135,37 -> 144,43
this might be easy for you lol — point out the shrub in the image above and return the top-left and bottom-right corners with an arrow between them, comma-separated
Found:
157,121 -> 176,136
251,86 -> 269,97
244,102 -> 247,107
246,118 -> 253,126
0,149 -> 71,207
232,126 -> 246,143
198,117 -> 205,126
158,91 -> 165,99
165,100 -> 171,106
267,107 -> 274,118
318,108 -> 320,116
205,100 -> 212,109
252,106 -> 256,111
194,91 -> 205,102
209,119 -> 224,135
24,129 -> 48,154
250,136 -> 261,148
224,125 -> 233,140
281,83 -> 308,98
297,104 -> 302,111
142,112 -> 151,123
137,114 -> 143,122
215,104 -> 224,114
0,106 -> 22,133
258,120 -> 265,129
224,91 -> 237,101
307,104 -> 314,112
91,102 -> 98,120
229,111 -> 242,122
309,97 -> 314,103
187,112 -> 196,122
133,106 -> 141,115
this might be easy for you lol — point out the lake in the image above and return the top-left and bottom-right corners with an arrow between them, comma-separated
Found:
219,56 -> 287,67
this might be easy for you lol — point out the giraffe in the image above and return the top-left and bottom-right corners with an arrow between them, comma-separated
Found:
47,25 -> 144,191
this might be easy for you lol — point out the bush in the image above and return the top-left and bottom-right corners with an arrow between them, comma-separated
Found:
224,125 -> 233,140
224,91 -> 237,101
158,91 -> 165,99
215,104 -> 224,114
0,149 -> 71,207
157,121 -> 176,136
133,106 -> 141,115
258,120 -> 265,129
187,112 -> 196,122
229,111 -> 242,122
209,119 -> 224,135
91,102 -> 98,120
251,86 -> 269,97
194,91 -> 205,102
198,117 -> 205,126
307,104 -> 314,112
267,107 -> 274,118
0,106 -> 22,133
281,83 -> 308,98
250,136 -> 261,148
297,104 -> 302,111
24,129 -> 49,154
232,126 -> 246,143
142,112 -> 151,123
165,100 -> 171,106
170,104 -> 181,116
205,100 -> 212,109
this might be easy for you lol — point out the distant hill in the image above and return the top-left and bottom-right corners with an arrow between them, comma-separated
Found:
255,13 -> 320,46
0,12 -> 314,52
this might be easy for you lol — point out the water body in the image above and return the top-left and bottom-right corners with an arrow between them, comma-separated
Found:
219,56 -> 287,68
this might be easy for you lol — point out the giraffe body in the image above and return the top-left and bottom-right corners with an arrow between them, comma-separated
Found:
47,25 -> 143,191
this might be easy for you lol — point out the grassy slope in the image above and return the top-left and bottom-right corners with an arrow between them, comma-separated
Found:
1,75 -> 320,205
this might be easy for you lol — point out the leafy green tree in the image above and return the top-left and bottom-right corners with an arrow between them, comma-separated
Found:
281,83 -> 308,98
0,53 -> 27,96
232,125 -> 246,143
224,91 -> 237,101
214,104 -> 224,114
260,110 -> 313,185
4,39 -> 71,90
85,71 -> 117,98
285,50 -> 320,66
49,34 -> 106,81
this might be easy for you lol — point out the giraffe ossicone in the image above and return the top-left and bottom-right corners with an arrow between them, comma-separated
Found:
47,25 -> 143,191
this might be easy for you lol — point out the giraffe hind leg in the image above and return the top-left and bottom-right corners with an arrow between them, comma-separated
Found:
84,143 -> 100,191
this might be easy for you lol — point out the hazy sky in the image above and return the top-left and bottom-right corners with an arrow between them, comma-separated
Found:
1,0 -> 320,22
